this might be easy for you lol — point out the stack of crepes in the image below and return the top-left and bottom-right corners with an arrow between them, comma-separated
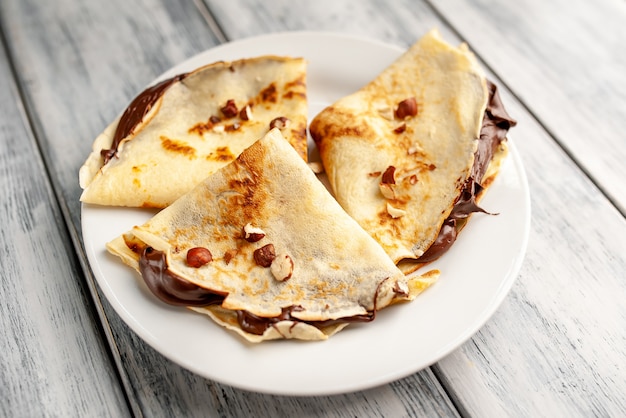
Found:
79,29 -> 515,342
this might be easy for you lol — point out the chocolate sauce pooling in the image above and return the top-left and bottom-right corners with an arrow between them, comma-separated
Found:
100,73 -> 188,164
139,247 -> 224,307
138,247 -> 379,335
417,80 -> 517,263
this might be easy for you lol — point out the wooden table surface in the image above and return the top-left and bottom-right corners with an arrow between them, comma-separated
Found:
1,0 -> 625,416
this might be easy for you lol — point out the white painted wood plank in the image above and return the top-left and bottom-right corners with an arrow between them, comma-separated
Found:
431,0 -> 626,215
203,0 -> 457,46
202,0 -> 626,416
0,0 -> 460,416
435,88 -> 626,417
0,39 -> 129,417
5,0 -> 624,415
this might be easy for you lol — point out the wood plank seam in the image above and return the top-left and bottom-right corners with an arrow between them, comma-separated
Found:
0,23 -> 142,418
423,0 -> 625,219
69,216 -> 145,418
193,0 -> 229,44
431,364 -> 470,418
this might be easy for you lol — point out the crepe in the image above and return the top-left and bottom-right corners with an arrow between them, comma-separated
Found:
106,129 -> 437,342
79,55 -> 308,208
309,29 -> 516,266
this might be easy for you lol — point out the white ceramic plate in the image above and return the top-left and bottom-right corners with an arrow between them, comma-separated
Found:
81,32 -> 530,396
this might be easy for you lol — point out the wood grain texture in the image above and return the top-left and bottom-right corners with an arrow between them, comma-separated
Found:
0,0 -> 460,416
2,0 -> 625,416
435,89 -> 626,417
0,38 -> 129,417
430,0 -> 626,215
204,0 -> 457,46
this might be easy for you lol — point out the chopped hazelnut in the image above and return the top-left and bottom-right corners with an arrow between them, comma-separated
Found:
220,99 -> 238,118
243,223 -> 266,243
239,105 -> 253,121
379,183 -> 396,200
254,244 -> 276,267
271,253 -> 294,282
186,247 -> 213,268
379,166 -> 397,199
269,116 -> 290,130
225,122 -> 240,132
394,123 -> 406,134
395,97 -> 418,119
377,105 -> 394,121
381,166 -> 396,185
393,280 -> 409,297
386,203 -> 406,219
408,143 -> 425,156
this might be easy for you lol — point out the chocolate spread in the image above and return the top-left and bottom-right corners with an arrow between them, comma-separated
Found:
139,246 -> 224,306
417,80 -> 516,263
138,247 -> 380,335
236,304 -> 376,335
100,73 -> 188,164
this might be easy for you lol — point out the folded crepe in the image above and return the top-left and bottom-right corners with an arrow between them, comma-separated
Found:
106,129 -> 438,342
80,55 -> 308,208
309,30 -> 516,268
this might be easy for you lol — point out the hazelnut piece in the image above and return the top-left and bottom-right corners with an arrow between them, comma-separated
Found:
254,244 -> 276,267
186,247 -> 213,268
225,122 -> 240,132
269,116 -> 290,130
239,105 -> 253,121
220,99 -> 238,118
243,223 -> 266,243
395,97 -> 418,119
394,123 -> 406,134
381,166 -> 396,185
271,253 -> 294,282
379,183 -> 396,200
386,202 -> 406,219
377,105 -> 394,121
379,166 -> 397,199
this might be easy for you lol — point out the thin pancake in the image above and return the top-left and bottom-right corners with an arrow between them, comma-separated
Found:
80,55 -> 308,208
310,29 -> 512,264
106,129 -> 437,342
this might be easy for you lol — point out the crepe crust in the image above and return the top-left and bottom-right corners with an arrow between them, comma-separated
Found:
310,29 -> 491,263
397,141 -> 508,275
106,129 -> 437,342
80,55 -> 308,208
